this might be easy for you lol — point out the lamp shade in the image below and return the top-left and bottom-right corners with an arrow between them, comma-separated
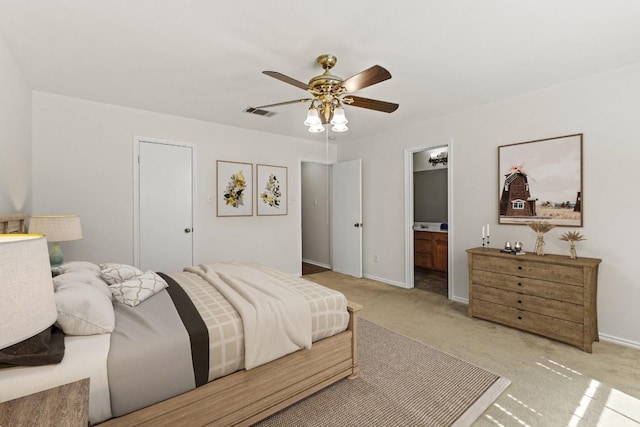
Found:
0,234 -> 58,350
28,215 -> 83,242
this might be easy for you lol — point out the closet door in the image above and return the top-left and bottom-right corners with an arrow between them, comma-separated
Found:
136,139 -> 194,272
331,159 -> 362,278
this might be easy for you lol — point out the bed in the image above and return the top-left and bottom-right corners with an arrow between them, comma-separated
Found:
0,214 -> 362,426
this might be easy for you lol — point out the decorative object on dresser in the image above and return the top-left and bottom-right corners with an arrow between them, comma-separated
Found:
498,134 -> 583,227
559,231 -> 586,260
0,234 -> 59,354
28,215 -> 83,269
527,220 -> 554,256
414,230 -> 448,272
0,378 -> 89,427
467,248 -> 601,353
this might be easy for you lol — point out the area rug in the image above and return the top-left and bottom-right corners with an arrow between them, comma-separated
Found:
255,319 -> 510,427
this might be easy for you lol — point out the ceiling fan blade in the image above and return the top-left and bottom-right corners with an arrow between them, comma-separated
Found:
262,71 -> 310,90
335,65 -> 392,93
255,98 -> 312,109
344,95 -> 399,113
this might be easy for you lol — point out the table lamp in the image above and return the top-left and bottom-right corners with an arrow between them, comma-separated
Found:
28,215 -> 83,269
0,234 -> 58,350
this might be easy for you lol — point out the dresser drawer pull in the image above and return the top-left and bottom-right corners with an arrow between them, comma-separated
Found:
518,282 -> 522,286
518,299 -> 522,304
517,316 -> 522,320
518,266 -> 523,270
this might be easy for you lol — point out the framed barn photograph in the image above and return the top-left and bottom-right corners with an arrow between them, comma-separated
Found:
217,160 -> 253,217
256,164 -> 287,216
498,134 -> 583,227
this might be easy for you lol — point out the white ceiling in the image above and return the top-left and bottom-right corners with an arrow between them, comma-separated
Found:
1,1 -> 639,143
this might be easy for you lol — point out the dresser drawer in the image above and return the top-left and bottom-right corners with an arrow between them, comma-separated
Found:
472,299 -> 583,347
472,254 -> 584,286
472,284 -> 583,323
471,269 -> 583,304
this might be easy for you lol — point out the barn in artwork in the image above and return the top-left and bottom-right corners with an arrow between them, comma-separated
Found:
500,166 -> 537,217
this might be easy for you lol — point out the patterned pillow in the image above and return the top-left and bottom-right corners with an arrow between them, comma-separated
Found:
100,263 -> 144,285
109,271 -> 168,307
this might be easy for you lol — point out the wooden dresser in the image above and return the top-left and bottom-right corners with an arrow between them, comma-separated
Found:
414,231 -> 448,272
466,247 -> 601,352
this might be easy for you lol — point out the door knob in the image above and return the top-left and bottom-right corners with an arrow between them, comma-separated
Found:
354,223 -> 363,228
184,228 -> 192,233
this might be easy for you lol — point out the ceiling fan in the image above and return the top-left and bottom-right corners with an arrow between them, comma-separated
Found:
252,54 -> 399,133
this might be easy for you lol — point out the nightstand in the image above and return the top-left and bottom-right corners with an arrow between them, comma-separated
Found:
0,378 -> 89,426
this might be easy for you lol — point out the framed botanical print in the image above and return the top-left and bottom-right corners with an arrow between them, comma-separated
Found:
256,164 -> 288,216
498,134 -> 583,227
217,160 -> 253,217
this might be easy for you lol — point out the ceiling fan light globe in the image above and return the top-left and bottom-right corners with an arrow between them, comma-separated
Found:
304,108 -> 322,126
331,123 -> 348,132
330,107 -> 348,125
308,124 -> 325,133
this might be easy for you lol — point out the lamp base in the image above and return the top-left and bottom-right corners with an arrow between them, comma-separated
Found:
49,242 -> 64,270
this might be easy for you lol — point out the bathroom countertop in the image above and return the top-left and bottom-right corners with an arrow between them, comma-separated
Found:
413,227 -> 448,233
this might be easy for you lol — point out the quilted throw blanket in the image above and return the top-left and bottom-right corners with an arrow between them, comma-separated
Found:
185,262 -> 312,369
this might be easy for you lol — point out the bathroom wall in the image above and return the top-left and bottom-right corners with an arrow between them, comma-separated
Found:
414,169 -> 448,222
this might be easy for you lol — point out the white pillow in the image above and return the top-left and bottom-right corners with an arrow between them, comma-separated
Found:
109,271 -> 168,307
53,270 -> 110,297
100,263 -> 144,285
54,281 -> 115,335
57,261 -> 101,274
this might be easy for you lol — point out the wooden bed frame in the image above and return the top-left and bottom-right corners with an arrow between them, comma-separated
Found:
0,214 -> 362,426
0,213 -> 28,234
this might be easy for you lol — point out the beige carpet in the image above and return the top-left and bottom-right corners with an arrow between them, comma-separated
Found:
255,319 -> 510,426
302,271 -> 640,426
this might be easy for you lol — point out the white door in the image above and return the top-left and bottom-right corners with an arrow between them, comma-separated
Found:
331,159 -> 362,277
137,140 -> 194,272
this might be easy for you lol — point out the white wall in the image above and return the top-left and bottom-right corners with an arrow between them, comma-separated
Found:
0,33 -> 31,214
339,63 -> 640,347
32,92 -> 336,275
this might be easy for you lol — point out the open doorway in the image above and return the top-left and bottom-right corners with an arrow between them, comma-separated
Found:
301,161 -> 332,275
404,143 -> 451,297
300,159 -> 364,278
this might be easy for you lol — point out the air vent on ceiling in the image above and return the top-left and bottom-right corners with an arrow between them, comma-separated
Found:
244,107 -> 276,117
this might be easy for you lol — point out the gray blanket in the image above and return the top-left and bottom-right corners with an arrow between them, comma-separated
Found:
107,290 -> 195,417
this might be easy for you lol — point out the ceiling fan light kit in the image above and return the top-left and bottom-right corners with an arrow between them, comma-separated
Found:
254,54 -> 398,134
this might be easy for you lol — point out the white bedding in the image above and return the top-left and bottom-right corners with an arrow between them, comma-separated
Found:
186,262 -> 312,369
0,333 -> 112,425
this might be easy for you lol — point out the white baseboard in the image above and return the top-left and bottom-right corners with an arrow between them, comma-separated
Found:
599,333 -> 640,350
363,273 -> 408,288
450,296 -> 469,304
301,259 -> 331,270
